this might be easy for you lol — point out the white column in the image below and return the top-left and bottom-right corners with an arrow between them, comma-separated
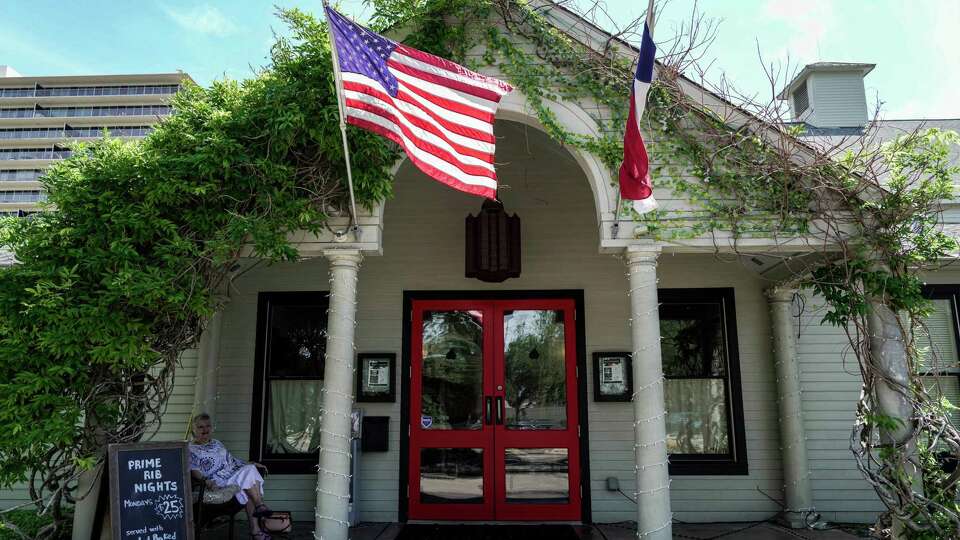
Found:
867,298 -> 919,539
314,249 -> 361,540
71,464 -> 103,540
625,244 -> 672,540
867,300 -> 914,444
766,288 -> 815,527
193,306 -> 226,416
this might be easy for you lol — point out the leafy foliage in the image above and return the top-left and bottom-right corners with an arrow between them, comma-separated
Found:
0,8 -> 396,536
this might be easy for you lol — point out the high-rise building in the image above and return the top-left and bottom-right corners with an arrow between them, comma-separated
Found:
0,70 -> 192,216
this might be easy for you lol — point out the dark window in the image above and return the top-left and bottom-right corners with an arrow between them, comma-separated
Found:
920,286 -> 960,428
793,80 -> 810,115
250,291 -> 329,473
660,288 -> 747,475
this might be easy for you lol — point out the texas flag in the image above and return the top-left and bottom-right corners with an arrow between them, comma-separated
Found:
619,21 -> 657,214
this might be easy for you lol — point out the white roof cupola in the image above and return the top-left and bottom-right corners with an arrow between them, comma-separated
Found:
778,62 -> 875,128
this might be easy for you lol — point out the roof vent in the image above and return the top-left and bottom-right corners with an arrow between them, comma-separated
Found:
793,80 -> 809,116
778,62 -> 875,128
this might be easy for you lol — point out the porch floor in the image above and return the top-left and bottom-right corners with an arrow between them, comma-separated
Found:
205,521 -> 870,539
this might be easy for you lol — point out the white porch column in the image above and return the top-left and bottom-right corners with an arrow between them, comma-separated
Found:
314,249 -> 361,540
766,288 -> 815,527
867,300 -> 914,444
193,305 -> 226,416
625,244 -> 672,540
71,464 -> 104,540
867,298 -> 919,539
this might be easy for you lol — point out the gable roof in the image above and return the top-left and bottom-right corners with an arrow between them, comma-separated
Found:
532,0 -> 840,170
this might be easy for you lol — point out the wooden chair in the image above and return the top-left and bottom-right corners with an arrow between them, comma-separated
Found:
192,478 -> 244,539
191,464 -> 270,539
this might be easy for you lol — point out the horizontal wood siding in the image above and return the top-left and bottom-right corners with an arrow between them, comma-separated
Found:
0,352 -> 200,513
147,348 -> 199,443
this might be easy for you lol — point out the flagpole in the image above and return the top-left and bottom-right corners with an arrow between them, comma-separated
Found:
646,0 -> 656,34
322,0 -> 361,237
613,0 -> 656,238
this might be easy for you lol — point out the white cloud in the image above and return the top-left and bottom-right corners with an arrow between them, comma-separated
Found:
161,4 -> 238,37
762,0 -> 836,63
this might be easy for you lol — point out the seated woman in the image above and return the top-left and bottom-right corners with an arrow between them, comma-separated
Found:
189,413 -> 273,539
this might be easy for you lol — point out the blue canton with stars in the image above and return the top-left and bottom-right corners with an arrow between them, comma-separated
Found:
326,7 -> 400,97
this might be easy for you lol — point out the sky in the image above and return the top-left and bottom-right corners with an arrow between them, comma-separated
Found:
0,0 -> 957,120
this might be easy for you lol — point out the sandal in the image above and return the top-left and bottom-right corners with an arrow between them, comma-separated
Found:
253,504 -> 273,518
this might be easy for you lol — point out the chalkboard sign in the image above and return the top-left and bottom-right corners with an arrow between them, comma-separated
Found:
108,441 -> 194,540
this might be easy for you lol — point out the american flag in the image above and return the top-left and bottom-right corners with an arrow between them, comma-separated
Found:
325,7 -> 513,199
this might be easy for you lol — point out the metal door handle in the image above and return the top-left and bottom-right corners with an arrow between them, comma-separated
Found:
485,397 -> 493,425
495,396 -> 504,425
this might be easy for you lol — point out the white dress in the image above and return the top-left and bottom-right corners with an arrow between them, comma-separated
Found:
189,439 -> 264,505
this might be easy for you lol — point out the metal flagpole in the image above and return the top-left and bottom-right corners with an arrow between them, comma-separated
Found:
647,0 -> 656,34
322,0 -> 360,237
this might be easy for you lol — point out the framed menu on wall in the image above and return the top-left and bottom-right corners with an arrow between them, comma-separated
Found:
356,352 -> 396,402
593,352 -> 633,402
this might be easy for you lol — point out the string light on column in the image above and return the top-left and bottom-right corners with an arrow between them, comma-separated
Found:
314,253 -> 362,537
636,517 -> 673,539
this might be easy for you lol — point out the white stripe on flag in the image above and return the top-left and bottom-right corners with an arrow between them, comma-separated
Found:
392,68 -> 498,114
389,50 -> 512,96
394,76 -> 494,134
342,72 -> 494,135
346,107 -> 499,190
632,196 -> 658,214
633,79 -> 651,132
343,88 -> 496,173
341,72 -> 496,152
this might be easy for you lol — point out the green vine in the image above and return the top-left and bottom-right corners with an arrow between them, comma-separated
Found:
370,2 -> 960,535
370,0 -> 812,240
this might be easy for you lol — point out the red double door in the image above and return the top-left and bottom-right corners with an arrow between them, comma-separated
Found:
408,299 -> 581,521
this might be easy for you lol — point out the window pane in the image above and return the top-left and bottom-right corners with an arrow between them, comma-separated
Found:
918,299 -> 959,371
661,303 -> 726,377
266,380 -> 323,454
505,448 -> 568,503
665,378 -> 729,454
503,310 -> 567,430
420,448 -> 483,503
268,303 -> 326,378
922,376 -> 960,427
420,310 -> 484,430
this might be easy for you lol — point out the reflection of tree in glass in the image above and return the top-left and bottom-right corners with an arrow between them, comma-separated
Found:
660,308 -> 724,377
504,310 -> 566,429
421,311 -> 484,429
660,305 -> 729,454
271,324 -> 326,377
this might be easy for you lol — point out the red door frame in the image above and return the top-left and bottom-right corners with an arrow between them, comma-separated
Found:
408,301 -> 495,520
407,298 -> 581,521
492,299 -> 581,521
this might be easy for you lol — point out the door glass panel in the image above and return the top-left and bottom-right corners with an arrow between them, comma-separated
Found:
503,310 -> 567,430
420,448 -> 484,504
421,310 -> 484,430
504,448 -> 569,503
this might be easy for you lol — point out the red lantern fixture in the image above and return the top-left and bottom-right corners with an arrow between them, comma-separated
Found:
465,199 -> 521,282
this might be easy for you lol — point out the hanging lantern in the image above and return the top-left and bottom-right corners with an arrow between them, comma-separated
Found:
465,199 -> 521,282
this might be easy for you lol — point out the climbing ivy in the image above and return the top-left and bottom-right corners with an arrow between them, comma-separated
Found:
0,9 -> 397,538
370,1 -> 960,535
369,0 -> 812,239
